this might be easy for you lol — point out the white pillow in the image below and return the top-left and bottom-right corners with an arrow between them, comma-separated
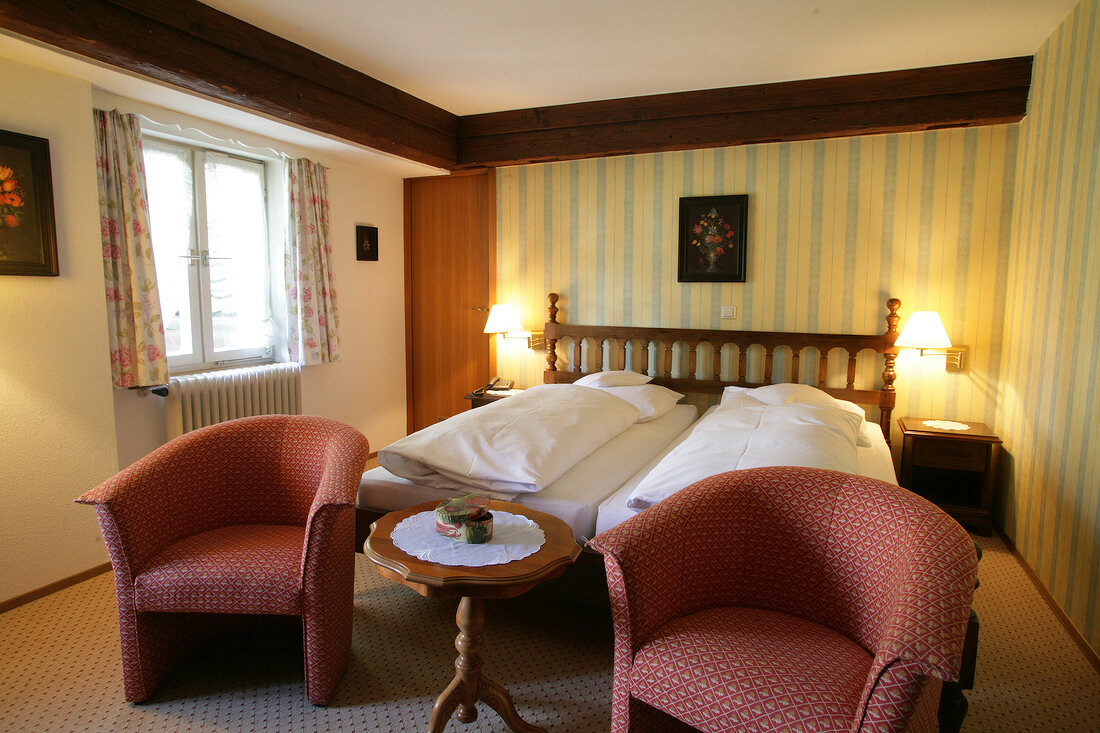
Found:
746,383 -> 836,407
745,384 -> 876,446
719,385 -> 751,404
595,384 -> 684,422
574,370 -> 653,387
856,421 -> 879,447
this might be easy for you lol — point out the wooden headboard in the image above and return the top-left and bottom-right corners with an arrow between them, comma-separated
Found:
543,293 -> 901,442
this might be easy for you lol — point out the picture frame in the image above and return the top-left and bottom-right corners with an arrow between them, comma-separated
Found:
0,129 -> 58,276
677,194 -> 747,283
356,224 -> 378,261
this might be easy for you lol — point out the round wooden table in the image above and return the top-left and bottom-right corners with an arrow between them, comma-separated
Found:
364,500 -> 581,733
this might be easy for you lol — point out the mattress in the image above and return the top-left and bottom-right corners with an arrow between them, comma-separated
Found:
593,406 -> 899,536
358,403 -> 699,540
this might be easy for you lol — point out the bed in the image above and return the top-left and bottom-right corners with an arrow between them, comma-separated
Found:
355,294 -> 978,730
355,293 -> 902,549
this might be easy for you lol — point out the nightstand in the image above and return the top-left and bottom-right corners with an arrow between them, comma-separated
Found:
898,417 -> 1001,536
463,390 -> 519,409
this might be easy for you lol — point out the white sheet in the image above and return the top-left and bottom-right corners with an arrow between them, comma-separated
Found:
625,395 -> 863,510
360,404 -> 699,540
378,383 -> 640,495
595,405 -> 898,535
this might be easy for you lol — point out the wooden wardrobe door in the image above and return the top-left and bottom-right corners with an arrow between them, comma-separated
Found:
405,171 -> 494,432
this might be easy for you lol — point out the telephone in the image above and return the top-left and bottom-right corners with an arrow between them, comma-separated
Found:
473,376 -> 515,395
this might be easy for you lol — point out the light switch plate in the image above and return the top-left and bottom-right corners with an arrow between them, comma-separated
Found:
721,305 -> 737,319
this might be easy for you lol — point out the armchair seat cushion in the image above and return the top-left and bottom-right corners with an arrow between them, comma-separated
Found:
134,524 -> 305,615
630,606 -> 873,733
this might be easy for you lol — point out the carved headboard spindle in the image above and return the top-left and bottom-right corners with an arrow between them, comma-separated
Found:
846,352 -> 858,390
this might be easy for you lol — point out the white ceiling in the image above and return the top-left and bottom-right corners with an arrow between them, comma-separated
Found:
0,0 -> 1078,173
204,0 -> 1077,116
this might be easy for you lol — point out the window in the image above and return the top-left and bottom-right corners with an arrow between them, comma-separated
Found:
143,137 -> 283,370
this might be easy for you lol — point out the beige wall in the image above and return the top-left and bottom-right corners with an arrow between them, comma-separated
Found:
0,63 -> 413,605
0,58 -> 120,600
1000,0 -> 1100,653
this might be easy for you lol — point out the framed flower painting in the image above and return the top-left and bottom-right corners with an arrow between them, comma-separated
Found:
677,194 -> 747,283
0,129 -> 58,276
356,224 -> 378,261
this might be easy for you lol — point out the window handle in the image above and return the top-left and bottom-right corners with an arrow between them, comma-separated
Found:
201,252 -> 231,266
179,249 -> 202,266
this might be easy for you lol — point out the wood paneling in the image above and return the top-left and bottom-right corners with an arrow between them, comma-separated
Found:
457,58 -> 1032,167
405,171 -> 494,432
0,2 -> 1031,168
0,0 -> 457,168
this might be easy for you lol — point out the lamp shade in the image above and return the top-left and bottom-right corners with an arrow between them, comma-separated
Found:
896,311 -> 953,349
483,304 -> 524,334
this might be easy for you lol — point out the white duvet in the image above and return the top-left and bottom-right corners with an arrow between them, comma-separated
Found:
379,384 -> 640,495
625,394 -> 863,509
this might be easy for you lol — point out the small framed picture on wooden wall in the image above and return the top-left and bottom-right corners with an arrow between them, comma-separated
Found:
677,194 -> 747,283
0,128 -> 58,277
356,225 -> 378,261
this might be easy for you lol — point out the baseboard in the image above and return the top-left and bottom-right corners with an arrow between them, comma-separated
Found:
0,563 -> 112,615
996,529 -> 1100,676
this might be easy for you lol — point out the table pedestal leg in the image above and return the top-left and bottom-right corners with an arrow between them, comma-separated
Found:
427,596 -> 546,733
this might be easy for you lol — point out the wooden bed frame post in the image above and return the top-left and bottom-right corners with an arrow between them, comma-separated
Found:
881,298 -> 901,443
546,292 -> 559,373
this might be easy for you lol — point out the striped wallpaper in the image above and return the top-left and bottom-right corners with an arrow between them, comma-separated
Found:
496,125 -> 1018,442
999,0 -> 1100,653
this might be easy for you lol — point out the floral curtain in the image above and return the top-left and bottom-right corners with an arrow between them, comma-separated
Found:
93,109 -> 168,389
286,158 -> 341,365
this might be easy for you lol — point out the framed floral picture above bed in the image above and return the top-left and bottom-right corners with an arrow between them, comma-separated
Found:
0,129 -> 58,277
677,194 -> 747,283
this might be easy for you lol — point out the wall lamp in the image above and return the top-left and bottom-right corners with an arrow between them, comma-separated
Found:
483,304 -> 544,350
895,311 -> 966,371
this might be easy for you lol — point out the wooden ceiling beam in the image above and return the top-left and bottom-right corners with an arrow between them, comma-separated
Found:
456,57 -> 1032,168
0,0 -> 459,169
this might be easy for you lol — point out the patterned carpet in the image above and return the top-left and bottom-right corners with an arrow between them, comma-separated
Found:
1,533 -> 1097,732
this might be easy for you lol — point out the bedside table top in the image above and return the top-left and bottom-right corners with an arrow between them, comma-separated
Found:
463,389 -> 522,401
898,416 -> 1001,442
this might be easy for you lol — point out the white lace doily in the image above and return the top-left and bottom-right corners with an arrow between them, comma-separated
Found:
923,419 -> 971,431
390,510 -> 545,567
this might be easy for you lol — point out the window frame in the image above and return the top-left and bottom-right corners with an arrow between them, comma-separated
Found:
141,132 -> 286,373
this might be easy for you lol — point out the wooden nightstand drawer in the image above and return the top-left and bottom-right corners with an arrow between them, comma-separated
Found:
913,438 -> 988,471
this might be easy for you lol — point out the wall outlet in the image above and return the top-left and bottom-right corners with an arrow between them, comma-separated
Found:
720,305 -> 737,319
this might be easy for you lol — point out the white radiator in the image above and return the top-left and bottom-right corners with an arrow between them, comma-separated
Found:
165,363 -> 302,439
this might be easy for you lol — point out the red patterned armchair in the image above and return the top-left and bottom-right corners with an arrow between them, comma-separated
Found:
77,415 -> 369,705
588,466 -> 979,733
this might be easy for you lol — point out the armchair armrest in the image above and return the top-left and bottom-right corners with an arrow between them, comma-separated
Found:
589,471 -> 743,652
871,518 -> 978,681
75,432 -> 221,573
301,421 -> 369,571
